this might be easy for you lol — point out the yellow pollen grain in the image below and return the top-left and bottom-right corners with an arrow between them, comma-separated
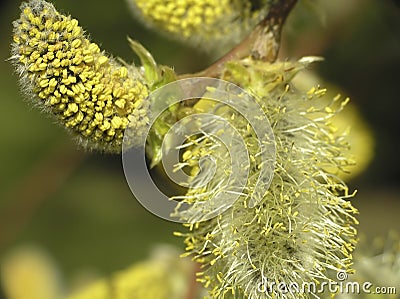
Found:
71,39 -> 82,48
83,55 -> 94,64
98,56 -> 108,65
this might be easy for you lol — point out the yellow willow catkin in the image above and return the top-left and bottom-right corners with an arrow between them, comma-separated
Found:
0,247 -> 63,299
11,0 -> 150,152
128,0 -> 274,51
67,246 -> 193,299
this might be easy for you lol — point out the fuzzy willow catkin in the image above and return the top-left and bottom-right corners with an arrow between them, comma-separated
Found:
11,0 -> 150,152
175,58 -> 358,299
128,0 -> 273,51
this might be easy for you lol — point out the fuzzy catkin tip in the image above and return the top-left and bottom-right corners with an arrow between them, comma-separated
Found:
11,0 -> 150,152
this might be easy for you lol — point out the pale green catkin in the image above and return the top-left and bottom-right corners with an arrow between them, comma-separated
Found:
11,0 -> 150,152
175,58 -> 358,299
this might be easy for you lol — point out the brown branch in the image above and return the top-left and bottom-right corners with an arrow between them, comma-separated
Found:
251,0 -> 298,62
181,0 -> 298,79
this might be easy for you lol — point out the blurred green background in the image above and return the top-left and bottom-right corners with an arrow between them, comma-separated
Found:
0,0 -> 399,296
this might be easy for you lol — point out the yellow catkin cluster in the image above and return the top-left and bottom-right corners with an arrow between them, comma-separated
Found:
129,0 -> 270,50
11,0 -> 150,152
133,0 -> 232,38
67,246 -> 192,299
0,247 -> 62,299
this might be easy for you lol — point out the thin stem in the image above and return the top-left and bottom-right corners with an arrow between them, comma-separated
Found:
251,0 -> 298,62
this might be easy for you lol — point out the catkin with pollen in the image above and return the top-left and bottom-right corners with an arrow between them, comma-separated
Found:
11,0 -> 150,152
128,0 -> 273,51
175,59 -> 358,299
